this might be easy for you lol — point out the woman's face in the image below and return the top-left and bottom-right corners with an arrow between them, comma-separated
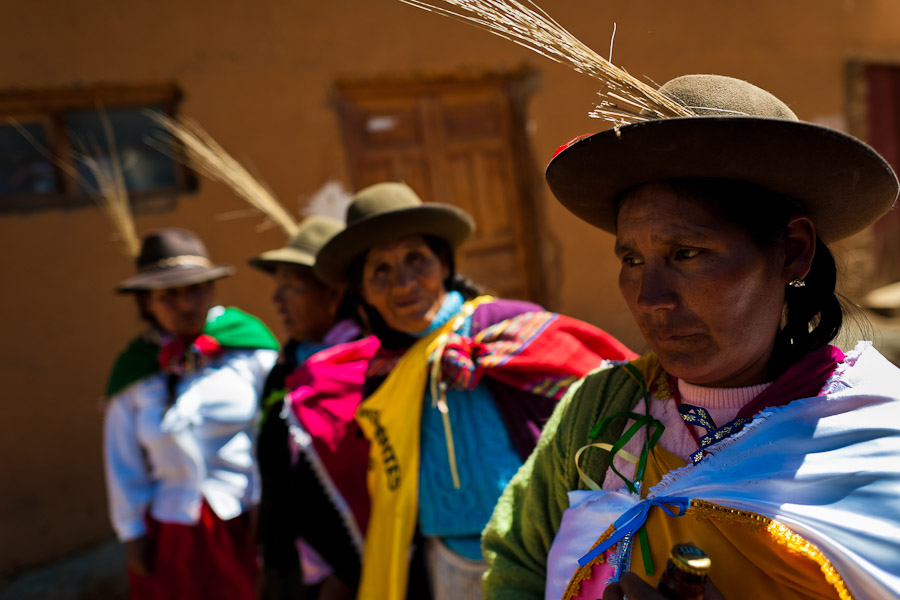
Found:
272,264 -> 341,342
615,183 -> 790,387
360,235 -> 450,334
145,281 -> 214,337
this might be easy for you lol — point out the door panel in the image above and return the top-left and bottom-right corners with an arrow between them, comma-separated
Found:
336,76 -> 543,303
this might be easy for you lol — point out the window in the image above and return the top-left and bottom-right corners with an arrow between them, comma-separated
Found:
0,84 -> 195,213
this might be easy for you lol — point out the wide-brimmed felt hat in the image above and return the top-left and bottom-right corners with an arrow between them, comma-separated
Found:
314,182 -> 474,286
115,228 -> 233,293
546,74 -> 899,243
248,215 -> 344,275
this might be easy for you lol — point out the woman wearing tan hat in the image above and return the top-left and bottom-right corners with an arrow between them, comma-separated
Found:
103,228 -> 279,600
314,182 -> 636,600
481,75 -> 900,600
249,215 -> 373,600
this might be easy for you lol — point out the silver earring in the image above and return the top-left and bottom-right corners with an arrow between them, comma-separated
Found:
788,279 -> 806,288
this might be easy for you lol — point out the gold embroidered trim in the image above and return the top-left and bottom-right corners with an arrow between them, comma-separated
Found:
561,500 -> 854,600
689,499 -> 767,533
653,371 -> 671,401
689,500 -> 853,600
561,523 -> 615,600
766,521 -> 853,600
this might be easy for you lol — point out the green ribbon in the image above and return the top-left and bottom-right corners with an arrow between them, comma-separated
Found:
588,362 -> 665,575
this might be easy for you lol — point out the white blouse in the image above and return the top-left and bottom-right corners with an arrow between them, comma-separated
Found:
103,347 -> 278,541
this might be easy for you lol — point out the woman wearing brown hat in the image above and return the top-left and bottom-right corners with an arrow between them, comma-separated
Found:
314,182 -> 636,600
249,215 -> 373,600
481,75 -> 900,600
103,228 -> 279,600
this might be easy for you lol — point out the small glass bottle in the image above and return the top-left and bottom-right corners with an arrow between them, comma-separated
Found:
655,542 -> 711,600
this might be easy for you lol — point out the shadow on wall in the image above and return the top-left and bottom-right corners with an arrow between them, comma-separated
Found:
0,540 -> 126,600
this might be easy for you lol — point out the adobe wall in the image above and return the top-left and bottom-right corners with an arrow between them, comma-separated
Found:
2,0 -> 900,579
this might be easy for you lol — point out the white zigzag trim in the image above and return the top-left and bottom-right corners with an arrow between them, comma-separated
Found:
282,402 -> 366,556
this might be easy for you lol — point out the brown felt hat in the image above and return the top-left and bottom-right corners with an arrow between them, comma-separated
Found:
115,228 -> 233,293
248,215 -> 344,275
314,182 -> 474,286
546,74 -> 899,243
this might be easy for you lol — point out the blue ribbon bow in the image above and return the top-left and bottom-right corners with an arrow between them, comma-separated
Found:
578,495 -> 691,567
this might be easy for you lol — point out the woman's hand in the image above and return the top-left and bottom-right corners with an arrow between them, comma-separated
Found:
602,572 -> 725,600
125,536 -> 153,577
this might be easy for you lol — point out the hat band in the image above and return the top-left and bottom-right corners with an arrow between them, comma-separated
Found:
141,255 -> 213,272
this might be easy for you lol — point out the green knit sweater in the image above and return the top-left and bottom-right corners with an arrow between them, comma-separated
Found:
481,362 -> 647,599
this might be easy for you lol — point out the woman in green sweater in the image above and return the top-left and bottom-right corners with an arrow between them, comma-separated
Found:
482,74 -> 900,600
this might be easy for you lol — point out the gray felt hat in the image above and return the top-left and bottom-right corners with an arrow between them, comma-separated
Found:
314,182 -> 474,286
248,215 -> 345,275
116,228 -> 233,293
546,74 -> 899,243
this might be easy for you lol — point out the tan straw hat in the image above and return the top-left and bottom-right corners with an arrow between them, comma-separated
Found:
115,228 -> 233,293
248,215 -> 344,275
314,182 -> 474,286
546,74 -> 899,243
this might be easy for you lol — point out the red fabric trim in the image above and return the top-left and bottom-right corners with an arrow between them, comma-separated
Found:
128,503 -> 256,600
734,345 -> 844,420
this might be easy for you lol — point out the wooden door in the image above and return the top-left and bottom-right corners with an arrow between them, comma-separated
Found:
335,75 -> 544,303
865,64 -> 900,286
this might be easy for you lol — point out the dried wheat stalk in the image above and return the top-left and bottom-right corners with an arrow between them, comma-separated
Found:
8,112 -> 141,258
398,0 -> 694,126
72,116 -> 142,258
148,113 -> 299,237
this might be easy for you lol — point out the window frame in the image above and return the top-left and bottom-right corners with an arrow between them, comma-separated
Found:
0,83 -> 195,214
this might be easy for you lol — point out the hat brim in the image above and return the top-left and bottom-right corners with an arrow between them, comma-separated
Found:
115,265 -> 234,294
314,204 -> 474,286
546,116 -> 899,243
247,247 -> 317,275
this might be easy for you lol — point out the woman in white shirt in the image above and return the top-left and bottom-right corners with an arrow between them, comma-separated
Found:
104,228 -> 278,600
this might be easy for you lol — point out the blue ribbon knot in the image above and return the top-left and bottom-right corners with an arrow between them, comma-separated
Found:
679,403 -> 750,464
577,495 -> 691,567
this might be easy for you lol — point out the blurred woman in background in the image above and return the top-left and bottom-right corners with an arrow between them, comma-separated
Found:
104,228 -> 279,600
250,215 -> 372,600
314,181 -> 636,600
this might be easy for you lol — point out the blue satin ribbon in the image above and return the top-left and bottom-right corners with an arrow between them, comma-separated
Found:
678,403 -> 717,432
679,403 -> 750,464
577,495 -> 691,567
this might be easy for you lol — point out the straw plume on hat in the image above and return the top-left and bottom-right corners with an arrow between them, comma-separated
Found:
399,0 -> 899,241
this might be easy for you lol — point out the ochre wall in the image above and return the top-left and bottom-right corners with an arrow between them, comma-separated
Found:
3,0 -> 900,578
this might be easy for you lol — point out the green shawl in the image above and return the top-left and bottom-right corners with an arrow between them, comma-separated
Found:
106,306 -> 278,396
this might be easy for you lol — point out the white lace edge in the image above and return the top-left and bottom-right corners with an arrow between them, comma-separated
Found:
283,402 -> 366,556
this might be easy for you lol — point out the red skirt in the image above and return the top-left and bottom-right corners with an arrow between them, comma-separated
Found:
128,504 -> 257,600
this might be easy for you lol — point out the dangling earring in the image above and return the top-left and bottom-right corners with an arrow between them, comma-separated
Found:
788,279 -> 806,288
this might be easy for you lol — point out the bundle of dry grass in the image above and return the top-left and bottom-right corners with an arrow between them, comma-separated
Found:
72,129 -> 141,258
148,113 -> 299,237
398,0 -> 694,126
7,111 -> 141,258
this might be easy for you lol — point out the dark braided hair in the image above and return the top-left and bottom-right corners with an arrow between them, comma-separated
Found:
639,178 -> 844,379
420,235 -> 483,300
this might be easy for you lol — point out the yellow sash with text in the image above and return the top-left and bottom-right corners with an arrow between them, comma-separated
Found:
355,297 -> 492,600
